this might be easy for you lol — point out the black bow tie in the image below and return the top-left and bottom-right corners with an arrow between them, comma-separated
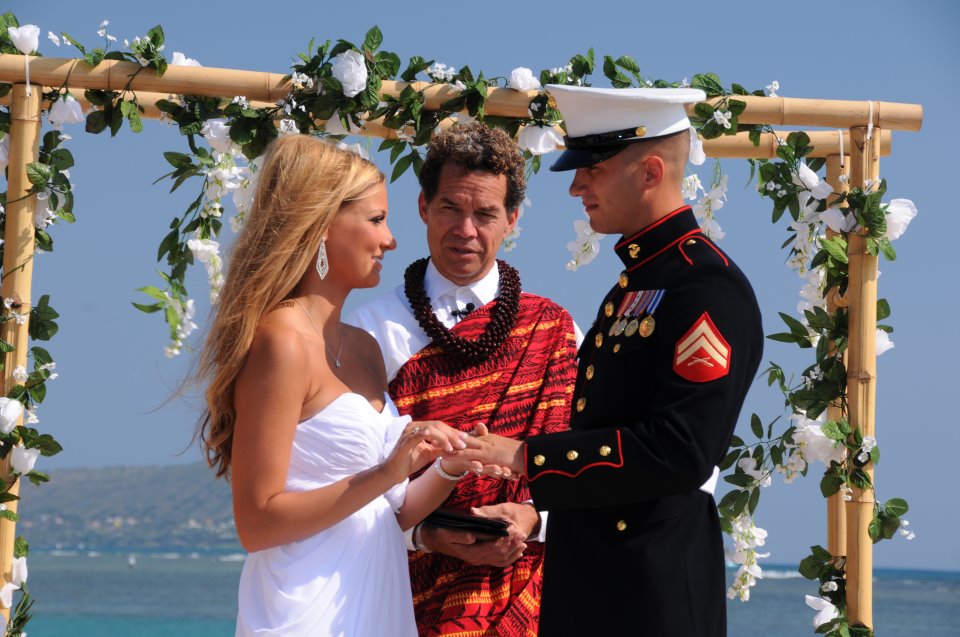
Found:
450,303 -> 475,320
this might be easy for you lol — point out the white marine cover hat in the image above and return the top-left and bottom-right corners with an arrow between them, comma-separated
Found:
546,84 -> 707,171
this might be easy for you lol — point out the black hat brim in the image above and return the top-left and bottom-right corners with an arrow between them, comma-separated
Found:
548,144 -> 631,172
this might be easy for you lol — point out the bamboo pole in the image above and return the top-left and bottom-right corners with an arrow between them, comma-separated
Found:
0,85 -> 42,621
824,154 -> 850,559
0,90 -> 895,160
844,126 -> 881,629
0,57 -> 924,131
700,96 -> 922,131
700,129 -> 891,159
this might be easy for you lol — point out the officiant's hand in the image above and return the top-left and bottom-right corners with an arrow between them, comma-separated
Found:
420,505 -> 532,567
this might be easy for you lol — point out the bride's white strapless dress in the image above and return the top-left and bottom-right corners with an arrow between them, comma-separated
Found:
235,393 -> 418,636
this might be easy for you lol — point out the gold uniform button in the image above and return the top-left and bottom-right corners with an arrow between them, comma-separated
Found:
616,520 -> 627,532
634,126 -> 647,138
585,365 -> 595,380
566,450 -> 579,461
604,302 -> 614,317
685,239 -> 697,246
613,343 -> 622,353
576,397 -> 587,412
618,273 -> 629,288
533,454 -> 546,466
599,445 -> 612,457
594,333 -> 603,348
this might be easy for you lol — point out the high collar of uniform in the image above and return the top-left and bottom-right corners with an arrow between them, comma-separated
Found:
613,206 -> 699,268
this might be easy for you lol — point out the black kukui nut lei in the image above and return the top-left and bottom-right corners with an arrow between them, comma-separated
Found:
403,258 -> 521,364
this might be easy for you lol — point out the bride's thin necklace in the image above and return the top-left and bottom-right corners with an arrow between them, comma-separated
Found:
293,297 -> 344,368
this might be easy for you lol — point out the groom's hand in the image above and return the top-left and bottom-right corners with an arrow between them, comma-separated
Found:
457,434 -> 526,477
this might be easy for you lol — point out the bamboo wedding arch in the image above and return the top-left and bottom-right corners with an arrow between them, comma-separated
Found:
0,55 -> 923,630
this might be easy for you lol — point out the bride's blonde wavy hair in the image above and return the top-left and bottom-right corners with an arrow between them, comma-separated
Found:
198,135 -> 384,478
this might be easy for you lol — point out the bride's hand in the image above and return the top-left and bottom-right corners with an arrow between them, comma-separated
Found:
381,420 -> 475,482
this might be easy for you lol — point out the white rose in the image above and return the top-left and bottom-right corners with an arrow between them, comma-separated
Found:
7,25 -> 40,55
819,207 -> 856,234
0,582 -> 17,609
10,557 -> 26,587
875,328 -> 895,356
329,49 -> 368,98
0,398 -> 23,434
508,67 -> 541,91
688,126 -> 706,166
48,93 -> 86,127
517,125 -> 563,155
805,595 -> 839,628
794,163 -> 833,200
201,119 -> 235,154
884,198 -> 917,241
11,444 -> 40,475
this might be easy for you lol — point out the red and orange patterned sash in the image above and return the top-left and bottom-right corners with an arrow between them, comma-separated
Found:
390,294 -> 577,637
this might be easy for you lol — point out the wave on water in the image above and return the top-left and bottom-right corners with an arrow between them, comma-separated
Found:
218,553 -> 246,562
763,569 -> 803,580
153,552 -> 182,560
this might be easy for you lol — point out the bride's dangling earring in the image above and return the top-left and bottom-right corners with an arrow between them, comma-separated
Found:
316,239 -> 329,280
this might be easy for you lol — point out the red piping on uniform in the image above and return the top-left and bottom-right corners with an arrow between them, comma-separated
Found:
615,206 -> 691,249
627,229 -> 700,272
681,235 -> 730,267
528,430 -> 624,482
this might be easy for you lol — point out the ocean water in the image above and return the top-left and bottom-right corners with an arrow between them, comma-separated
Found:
18,551 -> 960,636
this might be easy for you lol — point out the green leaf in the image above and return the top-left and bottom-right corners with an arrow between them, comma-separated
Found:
884,497 -> 909,517
27,470 -> 50,487
163,152 -> 194,169
719,448 -> 741,471
614,55 -> 640,74
820,421 -> 847,441
25,163 -> 51,187
798,554 -> 823,580
820,473 -> 844,497
147,24 -> 165,48
132,302 -> 163,314
13,536 -> 28,558
390,153 -> 414,183
0,339 -> 14,354
750,413 -> 763,438
363,26 -> 383,52
729,435 -> 745,448
723,473 -> 755,488
747,485 -> 760,514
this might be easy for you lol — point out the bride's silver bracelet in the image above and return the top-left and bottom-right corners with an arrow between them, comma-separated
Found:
433,457 -> 468,481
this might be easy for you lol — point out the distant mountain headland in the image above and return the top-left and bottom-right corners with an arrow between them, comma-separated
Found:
16,462 -> 240,553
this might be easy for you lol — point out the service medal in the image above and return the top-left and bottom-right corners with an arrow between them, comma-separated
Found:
614,318 -> 627,336
624,318 -> 639,337
639,315 -> 656,337
608,320 -> 620,337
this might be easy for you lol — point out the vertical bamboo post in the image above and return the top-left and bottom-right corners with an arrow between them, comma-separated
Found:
0,84 -> 42,620
844,124 -> 881,629
824,154 -> 850,559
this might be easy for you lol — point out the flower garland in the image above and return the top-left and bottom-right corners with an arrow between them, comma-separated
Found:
0,14 -> 920,637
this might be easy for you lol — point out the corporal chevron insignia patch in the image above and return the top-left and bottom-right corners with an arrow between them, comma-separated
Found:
673,312 -> 730,382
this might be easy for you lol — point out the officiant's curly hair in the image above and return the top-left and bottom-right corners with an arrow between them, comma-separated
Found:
198,135 -> 384,478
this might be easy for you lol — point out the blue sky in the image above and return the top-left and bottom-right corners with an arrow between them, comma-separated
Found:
7,0 -> 958,571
